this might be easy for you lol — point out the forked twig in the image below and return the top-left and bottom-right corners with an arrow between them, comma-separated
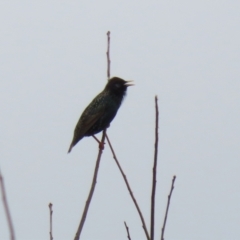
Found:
124,221 -> 132,240
150,96 -> 159,240
106,134 -> 150,240
74,130 -> 106,240
161,175 -> 176,240
0,169 -> 15,240
48,203 -> 53,240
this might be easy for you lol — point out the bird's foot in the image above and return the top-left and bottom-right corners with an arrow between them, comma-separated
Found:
92,135 -> 105,150
98,141 -> 105,150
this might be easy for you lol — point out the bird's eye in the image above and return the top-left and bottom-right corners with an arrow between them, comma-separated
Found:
115,83 -> 120,88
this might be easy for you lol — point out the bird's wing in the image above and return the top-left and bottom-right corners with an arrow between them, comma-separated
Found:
74,110 -> 105,136
68,111 -> 104,153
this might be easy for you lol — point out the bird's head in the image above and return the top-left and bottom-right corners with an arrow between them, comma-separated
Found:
105,77 -> 134,97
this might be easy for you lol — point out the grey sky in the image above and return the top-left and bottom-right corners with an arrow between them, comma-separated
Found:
1,1 -> 240,240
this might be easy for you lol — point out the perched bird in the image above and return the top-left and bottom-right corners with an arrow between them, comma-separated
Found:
68,77 -> 133,153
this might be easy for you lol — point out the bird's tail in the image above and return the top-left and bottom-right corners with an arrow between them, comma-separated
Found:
68,144 -> 73,153
67,135 -> 83,153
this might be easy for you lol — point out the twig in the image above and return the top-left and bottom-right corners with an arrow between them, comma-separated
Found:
150,96 -> 159,240
124,221 -> 132,240
106,134 -> 150,240
161,176 -> 176,240
74,30 -> 111,240
74,130 -> 106,240
0,169 -> 15,240
106,31 -> 111,79
48,203 -> 53,240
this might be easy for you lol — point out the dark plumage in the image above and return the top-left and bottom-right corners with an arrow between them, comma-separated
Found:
68,77 -> 133,153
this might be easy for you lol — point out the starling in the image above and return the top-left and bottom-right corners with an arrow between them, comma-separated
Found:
68,77 -> 133,153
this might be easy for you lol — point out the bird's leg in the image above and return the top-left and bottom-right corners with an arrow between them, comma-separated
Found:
92,135 -> 100,143
92,135 -> 105,150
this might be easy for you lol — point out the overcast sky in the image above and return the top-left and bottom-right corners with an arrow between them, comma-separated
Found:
1,1 -> 240,240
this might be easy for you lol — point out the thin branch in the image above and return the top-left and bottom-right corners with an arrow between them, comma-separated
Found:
161,176 -> 176,240
106,31 -> 111,79
150,96 -> 159,240
0,169 -> 15,240
48,203 -> 53,240
74,130 -> 106,240
106,134 -> 150,240
74,30 -> 111,240
124,221 -> 132,240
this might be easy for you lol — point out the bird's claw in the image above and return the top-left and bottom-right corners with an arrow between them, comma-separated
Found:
92,135 -> 105,150
98,141 -> 105,150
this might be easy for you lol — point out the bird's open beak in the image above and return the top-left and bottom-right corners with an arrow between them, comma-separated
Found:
124,80 -> 134,87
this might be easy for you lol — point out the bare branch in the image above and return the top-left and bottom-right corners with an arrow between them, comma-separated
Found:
0,169 -> 15,240
124,221 -> 132,240
106,134 -> 150,240
48,203 -> 53,240
150,96 -> 159,240
106,31 -> 111,79
74,129 -> 106,240
161,176 -> 176,240
74,30 -> 111,240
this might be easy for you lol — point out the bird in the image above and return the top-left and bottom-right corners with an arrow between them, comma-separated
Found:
68,77 -> 134,153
